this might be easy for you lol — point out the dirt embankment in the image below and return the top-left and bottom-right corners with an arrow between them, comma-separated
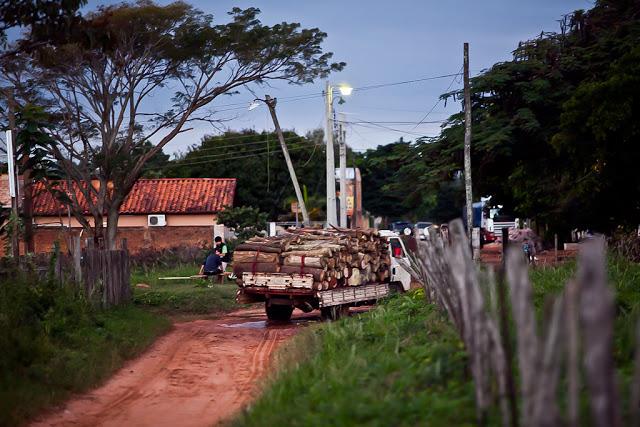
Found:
31,308 -> 314,427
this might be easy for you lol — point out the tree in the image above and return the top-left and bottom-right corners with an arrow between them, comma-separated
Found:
13,104 -> 59,251
216,206 -> 267,245
355,139 -> 414,220
0,0 -> 86,56
17,1 -> 343,248
166,129 -> 327,219
386,0 -> 640,236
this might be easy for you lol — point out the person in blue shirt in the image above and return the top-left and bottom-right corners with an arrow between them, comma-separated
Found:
199,250 -> 223,276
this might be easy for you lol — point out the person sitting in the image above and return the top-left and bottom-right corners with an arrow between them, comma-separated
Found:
199,250 -> 223,276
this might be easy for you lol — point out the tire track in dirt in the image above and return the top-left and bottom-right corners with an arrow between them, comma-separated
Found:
30,308 -> 315,427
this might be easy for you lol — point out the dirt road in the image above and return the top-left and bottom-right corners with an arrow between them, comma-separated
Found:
31,308 -> 317,427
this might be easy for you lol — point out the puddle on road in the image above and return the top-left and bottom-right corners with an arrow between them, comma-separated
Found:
220,318 -> 315,330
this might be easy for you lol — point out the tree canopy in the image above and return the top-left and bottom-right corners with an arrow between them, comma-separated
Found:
165,129 -> 328,220
2,1 -> 344,248
355,0 -> 640,235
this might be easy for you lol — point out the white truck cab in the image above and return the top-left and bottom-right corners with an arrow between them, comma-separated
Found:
379,230 -> 413,292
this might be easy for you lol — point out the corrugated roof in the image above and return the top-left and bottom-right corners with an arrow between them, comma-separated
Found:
32,178 -> 236,216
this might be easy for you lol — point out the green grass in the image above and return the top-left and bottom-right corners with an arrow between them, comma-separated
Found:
1,262 -> 241,426
234,257 -> 640,427
0,275 -> 170,426
530,257 -> 640,368
233,290 -> 477,427
131,264 -> 239,317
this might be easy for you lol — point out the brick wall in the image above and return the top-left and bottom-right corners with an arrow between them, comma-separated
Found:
1,225 -> 216,255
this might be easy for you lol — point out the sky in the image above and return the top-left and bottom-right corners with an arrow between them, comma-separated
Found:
85,0 -> 593,156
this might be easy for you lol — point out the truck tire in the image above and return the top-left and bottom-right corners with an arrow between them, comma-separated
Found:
320,305 -> 349,321
265,303 -> 293,321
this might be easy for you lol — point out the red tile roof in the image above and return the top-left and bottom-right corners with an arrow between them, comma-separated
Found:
0,174 -> 10,207
32,178 -> 236,216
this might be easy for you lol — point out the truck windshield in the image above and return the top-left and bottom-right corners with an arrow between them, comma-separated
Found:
389,238 -> 404,258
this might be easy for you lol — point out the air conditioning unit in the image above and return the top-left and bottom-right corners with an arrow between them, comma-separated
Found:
147,214 -> 166,227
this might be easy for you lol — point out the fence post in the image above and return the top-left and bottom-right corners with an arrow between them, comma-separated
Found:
73,234 -> 82,285
501,227 -> 509,267
554,233 -> 558,264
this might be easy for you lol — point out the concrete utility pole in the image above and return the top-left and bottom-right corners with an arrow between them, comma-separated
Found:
263,95 -> 310,226
338,113 -> 348,228
463,43 -> 474,245
6,129 -> 19,259
324,81 -> 338,228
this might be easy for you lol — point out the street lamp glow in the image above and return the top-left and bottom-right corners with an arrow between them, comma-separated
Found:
338,85 -> 353,96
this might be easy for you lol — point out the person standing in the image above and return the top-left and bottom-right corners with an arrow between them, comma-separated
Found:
214,236 -> 231,272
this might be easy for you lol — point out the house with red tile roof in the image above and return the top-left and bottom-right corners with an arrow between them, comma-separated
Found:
2,177 -> 236,253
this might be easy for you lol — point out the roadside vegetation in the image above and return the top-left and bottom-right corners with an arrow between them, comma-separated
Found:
0,268 -> 171,426
131,265 -> 238,317
235,257 -> 640,426
0,259 -> 241,426
234,290 -> 478,427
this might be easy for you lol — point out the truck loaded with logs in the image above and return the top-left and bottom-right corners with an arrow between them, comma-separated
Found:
233,228 -> 415,321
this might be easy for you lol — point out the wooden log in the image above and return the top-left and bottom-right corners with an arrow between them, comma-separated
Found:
284,248 -> 335,257
234,251 -> 280,263
280,265 -> 326,281
233,262 -> 279,275
283,255 -> 327,268
235,243 -> 282,253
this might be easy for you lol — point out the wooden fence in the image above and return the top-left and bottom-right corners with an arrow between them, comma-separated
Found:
81,248 -> 131,307
402,219 -> 639,427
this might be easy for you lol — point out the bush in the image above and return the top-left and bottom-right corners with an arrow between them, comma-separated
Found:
0,266 -> 169,425
130,244 -> 210,271
609,228 -> 640,262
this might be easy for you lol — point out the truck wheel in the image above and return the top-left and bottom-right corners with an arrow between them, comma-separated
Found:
265,303 -> 293,321
320,305 -> 349,321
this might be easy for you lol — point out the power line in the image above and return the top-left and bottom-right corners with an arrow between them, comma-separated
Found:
159,143 -> 316,169
178,133 -> 305,154
353,72 -> 462,93
172,139 -> 317,163
338,120 -> 446,125
348,121 -> 430,137
411,66 -> 463,130
198,70 -> 463,111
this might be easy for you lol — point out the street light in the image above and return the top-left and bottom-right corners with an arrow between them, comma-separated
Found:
325,82 -> 352,228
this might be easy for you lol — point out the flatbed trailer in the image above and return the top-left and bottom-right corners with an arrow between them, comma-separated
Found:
236,275 -> 394,321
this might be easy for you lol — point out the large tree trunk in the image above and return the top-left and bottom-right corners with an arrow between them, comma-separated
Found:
106,207 -> 120,250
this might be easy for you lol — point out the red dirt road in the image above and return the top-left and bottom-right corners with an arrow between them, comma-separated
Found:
31,308 -> 316,427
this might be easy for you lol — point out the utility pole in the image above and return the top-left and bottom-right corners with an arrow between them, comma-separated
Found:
338,113 -> 348,228
324,81 -> 338,228
6,129 -> 19,259
463,43 -> 474,248
263,95 -> 310,226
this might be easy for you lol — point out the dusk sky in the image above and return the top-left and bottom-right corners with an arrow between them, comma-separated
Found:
86,0 -> 592,156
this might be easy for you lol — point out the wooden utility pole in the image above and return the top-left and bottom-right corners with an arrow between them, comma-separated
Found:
463,43 -> 474,245
263,95 -> 310,226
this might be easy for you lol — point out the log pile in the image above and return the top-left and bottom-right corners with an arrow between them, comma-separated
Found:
233,228 -> 390,291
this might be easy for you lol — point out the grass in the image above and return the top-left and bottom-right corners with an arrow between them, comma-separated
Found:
1,262 -> 241,426
233,257 -> 640,427
233,290 -> 478,427
131,264 -> 239,317
0,274 -> 171,426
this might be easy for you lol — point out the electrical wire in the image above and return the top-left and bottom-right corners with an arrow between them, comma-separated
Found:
192,70 -> 463,112
411,66 -> 463,130
159,143 -> 317,169
171,139 -> 316,163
